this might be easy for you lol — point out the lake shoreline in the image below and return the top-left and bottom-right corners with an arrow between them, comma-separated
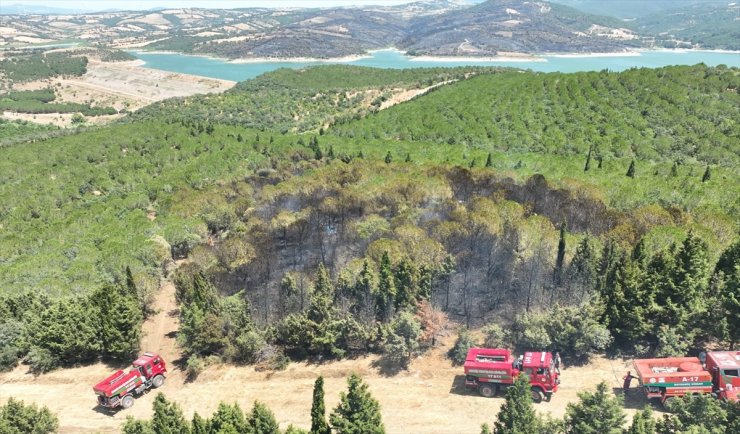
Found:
132,47 -> 740,65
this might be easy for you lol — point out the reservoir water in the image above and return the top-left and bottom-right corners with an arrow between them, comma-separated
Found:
133,49 -> 740,82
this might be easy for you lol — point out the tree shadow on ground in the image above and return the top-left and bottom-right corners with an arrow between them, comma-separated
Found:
370,356 -> 405,377
612,387 -> 668,413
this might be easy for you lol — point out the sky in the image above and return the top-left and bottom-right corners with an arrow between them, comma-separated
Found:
2,0 -> 421,12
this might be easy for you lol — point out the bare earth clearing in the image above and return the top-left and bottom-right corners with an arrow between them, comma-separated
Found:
2,60 -> 235,127
0,269 -> 648,433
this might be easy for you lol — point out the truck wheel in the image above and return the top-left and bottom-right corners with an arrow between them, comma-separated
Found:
478,384 -> 496,398
152,375 -> 165,388
531,388 -> 544,403
121,395 -> 134,409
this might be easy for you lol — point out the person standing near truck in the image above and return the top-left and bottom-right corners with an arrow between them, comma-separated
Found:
623,371 -> 636,393
554,352 -> 562,374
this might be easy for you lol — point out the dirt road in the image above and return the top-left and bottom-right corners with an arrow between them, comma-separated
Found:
0,271 -> 644,433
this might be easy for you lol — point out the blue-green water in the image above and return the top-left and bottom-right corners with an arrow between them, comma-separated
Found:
133,49 -> 740,82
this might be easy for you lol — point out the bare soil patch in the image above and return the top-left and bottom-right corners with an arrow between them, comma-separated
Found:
1,60 -> 235,127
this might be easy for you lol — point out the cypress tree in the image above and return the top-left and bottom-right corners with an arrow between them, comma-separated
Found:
493,374 -> 541,434
248,401 -> 280,434
328,146 -> 335,159
626,159 -> 636,178
151,393 -> 190,434
384,151 -> 392,164
584,146 -> 592,172
563,382 -> 624,434
0,398 -> 59,434
376,251 -> 396,322
485,152 -> 493,168
191,413 -> 208,434
625,407 -> 656,434
702,165 -> 711,182
553,222 -> 566,286
125,265 -> 138,299
311,376 -> 330,434
210,402 -> 248,433
393,258 -> 418,310
670,161 -> 678,177
330,374 -> 385,434
404,153 -> 411,163
597,156 -> 603,169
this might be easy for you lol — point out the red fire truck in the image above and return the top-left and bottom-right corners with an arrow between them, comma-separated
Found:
93,352 -> 167,410
464,348 -> 560,402
633,351 -> 739,406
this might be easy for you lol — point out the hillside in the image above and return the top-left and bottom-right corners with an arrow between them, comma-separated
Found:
331,64 -> 740,166
1,1 -> 652,58
552,0 -> 724,19
1,57 -> 739,433
400,0 -> 640,56
633,2 -> 740,50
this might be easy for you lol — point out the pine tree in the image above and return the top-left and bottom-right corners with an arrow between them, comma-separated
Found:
567,237 -> 597,298
626,159 -> 636,178
91,285 -> 143,359
670,161 -> 678,177
384,151 -> 392,164
404,153 -> 411,163
625,408 -> 656,434
328,146 -> 335,159
330,374 -> 385,434
469,158 -> 476,168
306,264 -> 342,356
563,382 -> 624,434
597,156 -> 603,169
672,232 -> 710,313
485,152 -> 493,168
713,240 -> 740,349
311,376 -> 331,434
152,393 -> 190,434
493,374 -> 541,434
248,401 -> 280,434
584,146 -> 592,172
702,165 -> 711,182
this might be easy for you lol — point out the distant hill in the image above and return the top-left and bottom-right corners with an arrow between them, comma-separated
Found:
1,0 -> 736,56
0,3 -> 99,14
633,2 -> 740,50
551,0 -> 725,19
400,0 -> 640,55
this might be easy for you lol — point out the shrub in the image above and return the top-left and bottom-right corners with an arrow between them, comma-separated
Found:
482,323 -> 506,348
508,303 -> 612,363
448,328 -> 477,365
185,355 -> 205,381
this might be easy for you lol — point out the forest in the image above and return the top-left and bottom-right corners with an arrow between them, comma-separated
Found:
0,52 -> 88,84
0,88 -> 117,116
0,64 -> 738,393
